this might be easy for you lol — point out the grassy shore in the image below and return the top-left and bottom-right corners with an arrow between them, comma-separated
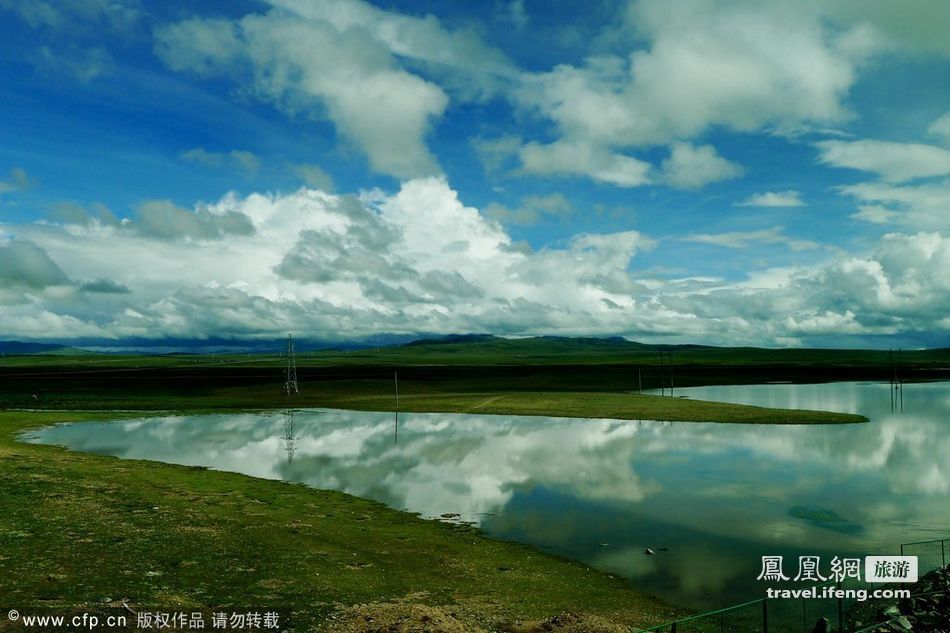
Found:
0,367 -> 866,423
0,352 -> 880,631
0,409 -> 684,632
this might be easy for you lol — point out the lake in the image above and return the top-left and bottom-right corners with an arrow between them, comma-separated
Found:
22,381 -> 950,610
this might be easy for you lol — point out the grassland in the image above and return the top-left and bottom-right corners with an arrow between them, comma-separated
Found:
0,409 -> 683,632
0,364 -> 866,423
3,340 -> 943,630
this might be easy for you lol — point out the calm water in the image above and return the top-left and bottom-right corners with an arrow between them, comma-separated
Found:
23,381 -> 950,609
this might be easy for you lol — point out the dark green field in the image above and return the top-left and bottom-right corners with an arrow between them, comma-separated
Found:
5,335 -> 946,422
1,363 -> 872,424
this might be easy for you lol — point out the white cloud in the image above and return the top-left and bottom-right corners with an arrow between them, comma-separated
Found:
0,179 -> 654,340
520,140 -> 652,187
180,148 -> 261,176
660,142 -> 743,189
817,0 -> 950,57
518,0 -> 865,147
506,0 -> 529,30
155,10 -> 448,179
737,191 -> 806,207
48,202 -> 118,227
506,0 -> 883,187
472,134 -> 522,175
155,0 -> 511,179
0,240 -> 70,289
0,0 -> 141,34
657,232 -> 950,342
817,139 -> 950,182
849,205 -> 898,225
928,112 -> 950,146
838,180 -> 950,230
485,193 -> 573,226
2,180 -> 947,345
31,45 -> 114,83
682,226 -> 820,251
133,200 -> 256,241
269,0 -> 512,80
294,164 -> 335,191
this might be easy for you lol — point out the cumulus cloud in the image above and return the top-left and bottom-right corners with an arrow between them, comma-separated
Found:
504,0 -> 885,187
179,148 -> 261,176
518,0 -> 864,146
659,142 -> 743,189
520,140 -> 652,187
154,0 -> 510,179
0,240 -> 70,289
737,191 -> 806,207
2,179 -> 948,345
133,200 -> 256,241
817,139 -> 950,182
48,201 -> 119,227
0,179 -> 654,340
670,231 -> 950,341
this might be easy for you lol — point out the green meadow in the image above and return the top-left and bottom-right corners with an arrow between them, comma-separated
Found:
2,339 -> 946,629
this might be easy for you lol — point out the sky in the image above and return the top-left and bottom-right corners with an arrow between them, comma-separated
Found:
0,0 -> 948,348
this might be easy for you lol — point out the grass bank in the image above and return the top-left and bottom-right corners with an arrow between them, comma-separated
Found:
0,409 -> 684,632
0,368 -> 866,423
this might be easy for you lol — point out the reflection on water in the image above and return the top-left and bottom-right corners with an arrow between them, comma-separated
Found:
24,381 -> 950,610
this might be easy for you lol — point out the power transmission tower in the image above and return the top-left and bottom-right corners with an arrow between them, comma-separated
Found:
285,333 -> 299,395
283,409 -> 297,463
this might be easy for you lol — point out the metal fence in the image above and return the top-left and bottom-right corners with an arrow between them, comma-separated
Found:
635,537 -> 949,633
901,537 -> 948,572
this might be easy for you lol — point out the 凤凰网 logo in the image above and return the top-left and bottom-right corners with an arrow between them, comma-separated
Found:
756,555 -> 918,583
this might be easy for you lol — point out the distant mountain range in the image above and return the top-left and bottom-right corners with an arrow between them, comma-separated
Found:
0,341 -> 86,355
1,335 -> 947,360
0,334 -> 657,356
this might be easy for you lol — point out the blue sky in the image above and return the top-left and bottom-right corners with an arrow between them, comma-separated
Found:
1,0 -> 949,347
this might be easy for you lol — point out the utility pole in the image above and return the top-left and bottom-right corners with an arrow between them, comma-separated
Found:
284,333 -> 299,396
898,348 -> 903,411
668,350 -> 674,397
889,349 -> 894,412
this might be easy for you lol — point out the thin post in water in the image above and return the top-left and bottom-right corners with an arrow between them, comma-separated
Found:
898,348 -> 903,411
889,348 -> 895,412
394,370 -> 399,445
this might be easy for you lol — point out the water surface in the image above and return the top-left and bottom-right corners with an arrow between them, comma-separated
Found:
24,381 -> 950,609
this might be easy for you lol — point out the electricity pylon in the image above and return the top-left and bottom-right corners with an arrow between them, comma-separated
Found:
283,409 -> 297,463
285,333 -> 299,395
